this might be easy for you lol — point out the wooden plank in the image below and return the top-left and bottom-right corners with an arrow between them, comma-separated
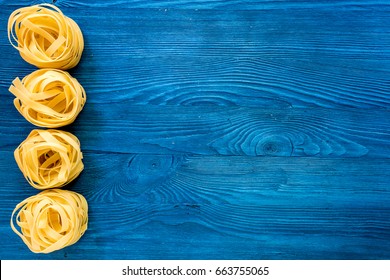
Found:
1,151 -> 389,259
1,103 -> 389,157
0,6 -> 389,108
5,0 -> 390,9
3,151 -> 390,205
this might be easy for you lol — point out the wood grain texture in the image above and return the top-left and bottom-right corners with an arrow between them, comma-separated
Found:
0,6 -> 389,108
4,0 -> 390,9
1,151 -> 390,259
0,1 -> 389,260
1,103 -> 389,157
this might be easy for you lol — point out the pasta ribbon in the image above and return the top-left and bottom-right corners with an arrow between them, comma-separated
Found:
9,69 -> 86,128
8,4 -> 84,69
11,189 -> 88,253
14,129 -> 84,190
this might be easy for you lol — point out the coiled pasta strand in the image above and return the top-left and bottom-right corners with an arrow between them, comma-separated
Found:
9,69 -> 86,128
14,129 -> 84,190
11,189 -> 88,253
8,4 -> 84,69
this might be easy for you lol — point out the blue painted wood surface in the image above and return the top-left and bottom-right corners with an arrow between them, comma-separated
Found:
0,0 -> 389,259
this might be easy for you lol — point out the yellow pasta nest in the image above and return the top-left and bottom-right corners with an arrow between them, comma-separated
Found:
8,4 -> 84,69
14,129 -> 84,190
9,69 -> 86,128
11,189 -> 88,253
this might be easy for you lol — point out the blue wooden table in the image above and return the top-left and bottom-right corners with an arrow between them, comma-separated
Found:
0,0 -> 389,260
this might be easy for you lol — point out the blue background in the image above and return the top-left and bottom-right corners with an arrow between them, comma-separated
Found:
0,0 -> 389,259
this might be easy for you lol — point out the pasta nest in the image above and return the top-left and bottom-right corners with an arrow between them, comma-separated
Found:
14,129 -> 84,190
9,69 -> 86,128
11,189 -> 88,253
8,4 -> 84,69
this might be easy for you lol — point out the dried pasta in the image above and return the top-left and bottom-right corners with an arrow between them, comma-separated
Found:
9,69 -> 86,128
14,129 -> 84,190
8,4 -> 84,69
11,189 -> 88,253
